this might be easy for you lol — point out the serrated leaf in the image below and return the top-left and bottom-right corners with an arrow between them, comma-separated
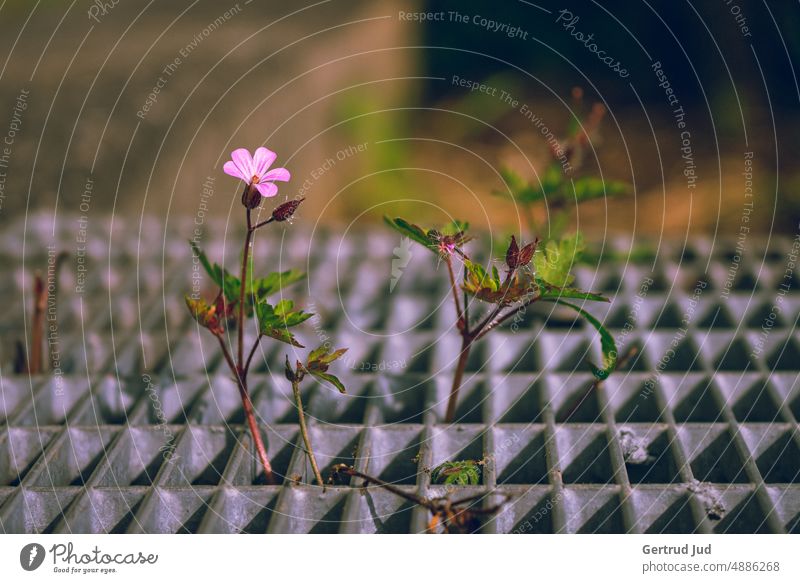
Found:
317,347 -> 348,365
307,346 -> 348,371
310,371 -> 347,394
541,299 -> 617,380
185,295 -> 225,335
263,326 -> 304,348
533,232 -> 585,287
431,460 -> 482,486
283,311 -> 313,327
257,299 -> 312,332
308,345 -> 329,363
273,299 -> 294,317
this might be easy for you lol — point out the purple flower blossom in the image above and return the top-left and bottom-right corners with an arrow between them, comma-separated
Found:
223,147 -> 291,198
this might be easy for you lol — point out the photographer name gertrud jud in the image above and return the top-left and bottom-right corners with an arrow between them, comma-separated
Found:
643,544 -> 713,557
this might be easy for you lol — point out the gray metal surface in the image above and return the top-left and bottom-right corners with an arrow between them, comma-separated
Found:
1,216 -> 799,533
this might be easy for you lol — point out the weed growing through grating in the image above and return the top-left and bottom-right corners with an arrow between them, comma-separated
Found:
186,147 -> 348,486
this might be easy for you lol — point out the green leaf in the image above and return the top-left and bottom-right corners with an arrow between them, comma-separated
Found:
189,240 -> 217,283
541,299 -> 617,380
310,371 -> 347,394
255,301 -> 308,347
318,347 -> 348,364
441,219 -> 469,236
307,346 -> 349,369
273,299 -> 294,317
570,177 -> 629,203
283,311 -> 313,327
494,168 -> 537,203
252,270 -> 305,299
383,216 -> 437,251
431,460 -> 482,486
498,166 -> 526,193
536,284 -> 609,303
189,240 -> 241,301
263,326 -> 304,348
533,232 -> 585,288
308,345 -> 329,363
491,265 -> 501,288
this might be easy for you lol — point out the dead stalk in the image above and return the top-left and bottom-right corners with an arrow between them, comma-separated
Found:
29,272 -> 46,374
292,379 -> 324,487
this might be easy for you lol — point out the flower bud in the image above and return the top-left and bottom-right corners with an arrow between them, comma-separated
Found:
272,197 -> 304,222
241,182 -> 261,209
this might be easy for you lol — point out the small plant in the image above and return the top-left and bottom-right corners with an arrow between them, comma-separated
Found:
385,217 -> 617,423
284,346 -> 348,486
494,88 -> 629,241
187,146 -> 337,484
431,459 -> 484,486
331,464 -> 508,534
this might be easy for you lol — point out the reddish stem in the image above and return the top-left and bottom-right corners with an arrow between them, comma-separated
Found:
29,272 -> 46,374
445,336 -> 472,424
217,336 -> 274,484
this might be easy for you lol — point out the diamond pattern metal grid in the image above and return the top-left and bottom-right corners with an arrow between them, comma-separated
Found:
1,218 -> 799,533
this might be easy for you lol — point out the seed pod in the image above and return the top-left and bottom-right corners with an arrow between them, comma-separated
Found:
506,235 -> 520,269
272,197 -> 304,221
507,236 -> 537,269
517,239 -> 537,267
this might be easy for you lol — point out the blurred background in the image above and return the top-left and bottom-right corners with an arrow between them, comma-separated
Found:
0,0 -> 798,238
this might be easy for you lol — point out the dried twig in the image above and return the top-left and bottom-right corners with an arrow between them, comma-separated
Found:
331,464 -> 509,534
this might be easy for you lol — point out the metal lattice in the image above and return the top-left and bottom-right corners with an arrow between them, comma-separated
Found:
1,217 -> 799,533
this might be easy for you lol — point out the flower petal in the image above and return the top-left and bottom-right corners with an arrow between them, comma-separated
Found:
255,182 -> 278,197
230,148 -> 254,179
261,167 -> 290,183
223,160 -> 247,181
252,147 -> 277,178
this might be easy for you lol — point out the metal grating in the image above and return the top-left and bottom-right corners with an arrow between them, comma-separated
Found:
1,216 -> 800,533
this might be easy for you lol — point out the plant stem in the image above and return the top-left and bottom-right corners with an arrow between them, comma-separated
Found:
462,263 -> 470,329
292,378 -> 324,487
252,216 -> 275,230
243,333 -> 263,378
445,335 -> 472,423
29,272 -> 46,374
216,335 -> 275,484
473,291 -> 541,342
332,465 -> 509,534
238,209 -> 253,370
333,465 -> 429,507
445,256 -> 464,327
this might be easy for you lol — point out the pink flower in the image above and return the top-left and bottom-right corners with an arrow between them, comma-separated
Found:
223,147 -> 291,197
